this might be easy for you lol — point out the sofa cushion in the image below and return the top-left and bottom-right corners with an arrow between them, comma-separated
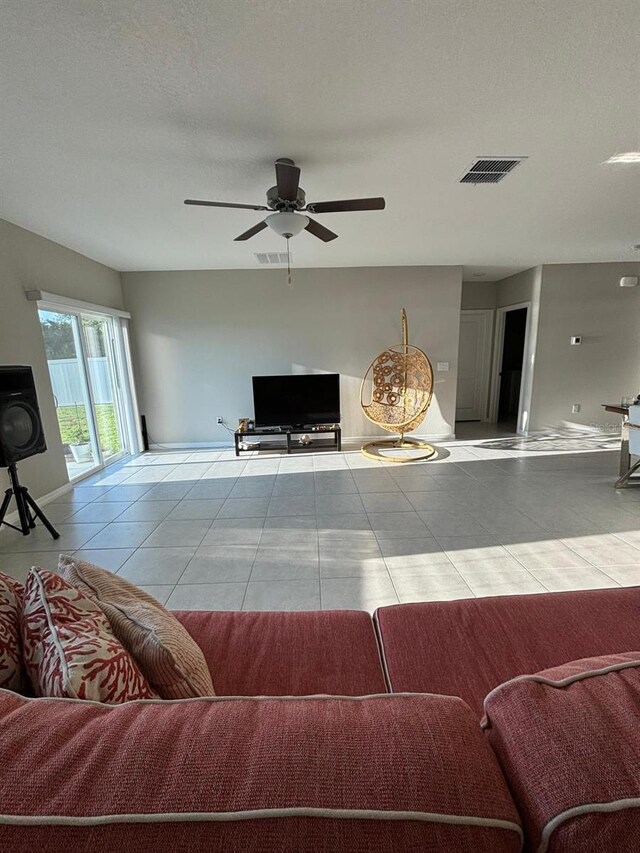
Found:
58,555 -> 215,699
0,691 -> 522,853
0,572 -> 25,693
483,651 -> 640,853
175,609 -> 387,696
374,587 -> 640,715
21,568 -> 154,703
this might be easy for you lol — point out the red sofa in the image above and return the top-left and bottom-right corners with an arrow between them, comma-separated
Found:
2,589 -> 640,852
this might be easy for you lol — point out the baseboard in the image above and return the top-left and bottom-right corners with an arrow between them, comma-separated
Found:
349,433 -> 456,443
0,480 -> 73,541
524,425 -> 620,437
149,441 -> 233,449
150,434 -> 458,449
415,432 -> 457,443
38,482 -> 74,505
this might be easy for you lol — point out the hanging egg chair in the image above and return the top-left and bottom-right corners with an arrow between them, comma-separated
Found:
360,308 -> 435,462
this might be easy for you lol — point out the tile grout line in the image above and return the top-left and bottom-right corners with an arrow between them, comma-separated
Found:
8,442 -> 640,606
240,467 -> 278,611
164,509 -> 226,607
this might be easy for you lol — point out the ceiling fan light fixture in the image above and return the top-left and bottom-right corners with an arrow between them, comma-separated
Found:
265,211 -> 309,238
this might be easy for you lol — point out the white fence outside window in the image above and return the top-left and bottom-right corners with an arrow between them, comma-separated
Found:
47,358 -> 114,407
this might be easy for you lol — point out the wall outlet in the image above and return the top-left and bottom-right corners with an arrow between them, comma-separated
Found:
216,417 -> 223,424
436,361 -> 450,371
571,404 -> 581,414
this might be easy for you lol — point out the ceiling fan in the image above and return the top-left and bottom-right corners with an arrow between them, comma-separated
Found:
184,158 -> 385,243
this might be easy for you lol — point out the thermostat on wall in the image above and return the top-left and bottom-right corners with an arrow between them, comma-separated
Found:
570,336 -> 582,346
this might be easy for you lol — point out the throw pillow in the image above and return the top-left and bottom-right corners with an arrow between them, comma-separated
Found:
57,555 -> 215,699
0,572 -> 26,693
21,567 -> 155,703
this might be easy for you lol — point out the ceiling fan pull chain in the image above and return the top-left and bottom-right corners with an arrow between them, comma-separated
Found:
286,236 -> 292,288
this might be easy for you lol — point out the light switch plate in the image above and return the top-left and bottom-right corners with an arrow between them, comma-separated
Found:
436,362 -> 449,371
572,404 -> 581,413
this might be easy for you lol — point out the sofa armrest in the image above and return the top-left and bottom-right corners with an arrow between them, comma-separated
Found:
0,690 -> 521,852
484,652 -> 640,853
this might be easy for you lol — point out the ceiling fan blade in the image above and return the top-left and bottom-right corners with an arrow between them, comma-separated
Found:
304,218 -> 338,242
184,199 -> 268,211
234,220 -> 268,241
306,197 -> 386,214
275,161 -> 301,202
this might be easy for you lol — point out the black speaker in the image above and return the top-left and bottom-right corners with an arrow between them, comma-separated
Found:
0,366 -> 47,467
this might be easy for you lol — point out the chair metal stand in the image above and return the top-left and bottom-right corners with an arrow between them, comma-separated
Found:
615,460 -> 640,488
361,434 -> 435,463
0,463 -> 60,538
615,418 -> 640,488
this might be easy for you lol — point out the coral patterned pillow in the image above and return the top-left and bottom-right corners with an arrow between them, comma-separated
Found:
0,572 -> 26,693
58,555 -> 215,699
21,568 -> 155,703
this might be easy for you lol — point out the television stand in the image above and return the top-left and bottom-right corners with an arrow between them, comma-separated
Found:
234,425 -> 341,456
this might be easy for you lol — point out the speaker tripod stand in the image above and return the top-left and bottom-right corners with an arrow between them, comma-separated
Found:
0,463 -> 59,539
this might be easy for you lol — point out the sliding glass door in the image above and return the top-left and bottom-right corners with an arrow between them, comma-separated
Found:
80,315 -> 127,466
39,308 -> 133,480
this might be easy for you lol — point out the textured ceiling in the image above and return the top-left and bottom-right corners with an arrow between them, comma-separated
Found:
1,0 -> 639,277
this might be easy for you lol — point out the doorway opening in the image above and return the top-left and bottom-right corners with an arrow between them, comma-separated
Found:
489,304 -> 530,433
498,307 -> 527,427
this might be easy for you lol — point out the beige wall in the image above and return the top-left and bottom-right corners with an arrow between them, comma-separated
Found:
496,267 -> 539,308
529,262 -> 640,432
461,281 -> 497,310
122,266 -> 462,444
0,218 -> 123,499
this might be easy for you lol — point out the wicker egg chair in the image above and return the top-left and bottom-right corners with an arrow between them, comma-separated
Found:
360,309 -> 435,463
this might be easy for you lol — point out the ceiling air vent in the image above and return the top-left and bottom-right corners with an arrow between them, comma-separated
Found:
459,156 -> 527,185
254,252 -> 290,265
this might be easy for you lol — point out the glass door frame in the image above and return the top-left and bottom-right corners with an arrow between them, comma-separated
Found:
77,312 -> 129,470
70,312 -> 103,471
35,294 -> 143,483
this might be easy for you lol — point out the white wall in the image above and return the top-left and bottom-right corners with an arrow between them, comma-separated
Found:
122,266 -> 462,444
0,218 -> 123,499
529,262 -> 640,432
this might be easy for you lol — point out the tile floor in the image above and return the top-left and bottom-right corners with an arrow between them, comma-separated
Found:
2,432 -> 639,613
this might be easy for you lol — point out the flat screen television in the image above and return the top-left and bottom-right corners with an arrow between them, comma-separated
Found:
252,374 -> 340,428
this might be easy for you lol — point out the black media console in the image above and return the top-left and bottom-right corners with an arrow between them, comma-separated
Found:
234,425 -> 341,456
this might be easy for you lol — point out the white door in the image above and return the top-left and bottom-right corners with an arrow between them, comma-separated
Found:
456,310 -> 493,421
